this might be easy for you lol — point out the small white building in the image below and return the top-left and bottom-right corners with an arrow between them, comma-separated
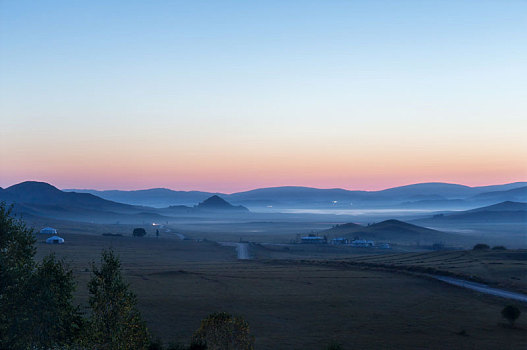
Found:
350,239 -> 374,247
46,236 -> 64,244
40,227 -> 57,235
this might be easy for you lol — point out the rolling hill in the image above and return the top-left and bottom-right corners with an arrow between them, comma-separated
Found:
422,201 -> 527,223
469,186 -> 527,203
195,195 -> 249,212
0,181 -> 166,223
2,181 -> 136,211
65,188 -> 218,208
0,182 -> 252,223
64,182 -> 527,209
320,219 -> 456,245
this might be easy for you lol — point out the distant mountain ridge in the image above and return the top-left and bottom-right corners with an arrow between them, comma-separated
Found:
66,188 -> 218,208
64,181 -> 527,209
0,181 -> 249,223
416,201 -> 527,224
0,181 -> 165,223
1,181 -> 136,211
469,186 -> 527,202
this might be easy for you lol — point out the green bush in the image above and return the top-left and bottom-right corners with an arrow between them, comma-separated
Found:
192,312 -> 254,350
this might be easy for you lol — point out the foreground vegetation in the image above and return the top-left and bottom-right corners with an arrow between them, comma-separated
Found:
3,204 -> 526,349
0,204 -> 255,349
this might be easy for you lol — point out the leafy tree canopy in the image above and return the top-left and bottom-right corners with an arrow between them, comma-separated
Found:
192,312 -> 254,350
86,249 -> 150,350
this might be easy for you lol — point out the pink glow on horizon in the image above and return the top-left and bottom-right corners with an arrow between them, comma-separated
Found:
2,136 -> 525,192
1,173 -> 525,193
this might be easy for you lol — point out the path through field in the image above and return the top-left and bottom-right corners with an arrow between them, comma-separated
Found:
219,242 -> 250,260
431,275 -> 527,303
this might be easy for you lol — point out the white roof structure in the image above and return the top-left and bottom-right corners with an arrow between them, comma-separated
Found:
46,236 -> 64,244
350,239 -> 375,247
40,227 -> 57,234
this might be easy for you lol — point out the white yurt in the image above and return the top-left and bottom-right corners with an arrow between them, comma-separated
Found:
40,227 -> 57,234
46,236 -> 64,244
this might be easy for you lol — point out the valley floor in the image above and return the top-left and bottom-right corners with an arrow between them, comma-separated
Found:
35,233 -> 527,349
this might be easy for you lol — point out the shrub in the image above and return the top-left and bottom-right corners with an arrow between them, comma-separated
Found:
492,245 -> 507,250
192,312 -> 254,350
473,243 -> 490,251
326,342 -> 344,350
133,228 -> 147,237
501,305 -> 521,327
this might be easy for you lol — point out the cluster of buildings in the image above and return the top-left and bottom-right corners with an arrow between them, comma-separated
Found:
300,235 -> 390,249
39,227 -> 64,244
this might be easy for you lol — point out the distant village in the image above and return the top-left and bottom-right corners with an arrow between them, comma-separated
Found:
298,234 -> 391,249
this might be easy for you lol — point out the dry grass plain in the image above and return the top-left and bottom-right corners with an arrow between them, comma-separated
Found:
33,232 -> 527,350
332,250 -> 527,294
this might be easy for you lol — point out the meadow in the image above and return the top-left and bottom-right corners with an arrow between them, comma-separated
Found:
35,231 -> 527,349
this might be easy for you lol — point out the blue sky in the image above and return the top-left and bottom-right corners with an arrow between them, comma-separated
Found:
1,1 -> 526,191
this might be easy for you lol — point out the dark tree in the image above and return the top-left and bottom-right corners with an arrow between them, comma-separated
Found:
192,312 -> 254,350
86,249 -> 150,350
0,203 -> 82,349
492,245 -> 507,250
473,243 -> 490,250
27,254 -> 84,348
0,203 -> 36,348
501,305 -> 521,327
133,227 -> 147,237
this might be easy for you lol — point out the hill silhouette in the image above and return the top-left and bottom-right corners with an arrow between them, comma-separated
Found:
422,201 -> 527,223
466,201 -> 527,212
1,181 -> 138,211
0,181 -> 167,223
0,181 -> 253,221
469,186 -> 527,203
66,187 -> 218,208
65,182 -> 527,209
321,219 -> 454,245
195,195 -> 249,212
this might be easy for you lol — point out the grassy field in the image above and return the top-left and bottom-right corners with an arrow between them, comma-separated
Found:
326,249 -> 527,294
35,232 -> 527,349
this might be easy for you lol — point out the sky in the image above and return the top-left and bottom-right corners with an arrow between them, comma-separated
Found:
1,0 -> 526,192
